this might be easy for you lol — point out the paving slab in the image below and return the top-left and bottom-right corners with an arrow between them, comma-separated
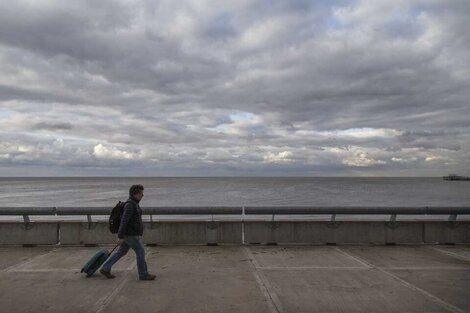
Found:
335,245 -> 470,312
8,246 -> 136,271
0,244 -> 469,313
338,245 -> 470,268
389,269 -> 470,312
102,246 -> 272,313
427,245 -> 470,262
248,245 -> 469,312
248,245 -> 369,269
0,271 -> 127,313
259,268 -> 455,312
0,246 -> 54,270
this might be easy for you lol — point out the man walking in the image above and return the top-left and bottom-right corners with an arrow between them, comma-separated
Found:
100,184 -> 156,280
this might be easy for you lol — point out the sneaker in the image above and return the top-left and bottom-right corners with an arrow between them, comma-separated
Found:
139,273 -> 156,281
100,268 -> 116,279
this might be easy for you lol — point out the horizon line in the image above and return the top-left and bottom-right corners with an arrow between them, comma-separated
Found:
0,175 -> 446,178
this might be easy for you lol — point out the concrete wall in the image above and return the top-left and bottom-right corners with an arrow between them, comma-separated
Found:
0,220 -> 469,245
424,221 -> 470,244
60,222 -> 116,245
144,221 -> 242,245
59,221 -> 242,245
244,221 -> 470,244
0,222 -> 58,245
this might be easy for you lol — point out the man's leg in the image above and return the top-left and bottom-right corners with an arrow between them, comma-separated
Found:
101,241 -> 130,273
125,236 -> 149,278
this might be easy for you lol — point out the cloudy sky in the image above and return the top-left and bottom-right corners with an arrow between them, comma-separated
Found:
0,0 -> 469,176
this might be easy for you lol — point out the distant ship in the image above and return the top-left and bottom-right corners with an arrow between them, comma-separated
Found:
443,174 -> 470,181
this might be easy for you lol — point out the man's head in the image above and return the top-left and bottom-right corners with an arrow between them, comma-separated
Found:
129,184 -> 144,201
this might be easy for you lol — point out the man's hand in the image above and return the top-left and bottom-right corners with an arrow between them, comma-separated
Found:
117,239 -> 125,246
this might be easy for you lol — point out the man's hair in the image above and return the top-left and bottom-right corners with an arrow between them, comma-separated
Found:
129,184 -> 144,196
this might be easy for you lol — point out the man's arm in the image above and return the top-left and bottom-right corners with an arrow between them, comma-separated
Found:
117,202 -> 134,239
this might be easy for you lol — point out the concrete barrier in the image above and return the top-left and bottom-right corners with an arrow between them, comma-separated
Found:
0,222 -> 58,245
244,221 -> 386,244
424,221 -> 470,244
59,222 -> 116,245
143,221 -> 242,245
0,220 -> 469,245
147,221 -> 242,245
384,222 -> 424,244
58,221 -> 243,245
143,222 -> 206,245
244,221 -> 470,244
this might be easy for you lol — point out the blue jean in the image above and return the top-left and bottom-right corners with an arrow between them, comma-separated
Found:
101,235 -> 148,277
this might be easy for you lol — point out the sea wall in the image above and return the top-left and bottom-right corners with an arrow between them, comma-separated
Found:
0,220 -> 468,245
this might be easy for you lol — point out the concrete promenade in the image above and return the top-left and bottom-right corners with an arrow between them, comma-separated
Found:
0,244 -> 469,313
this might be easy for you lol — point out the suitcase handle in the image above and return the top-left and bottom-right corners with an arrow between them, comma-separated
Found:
109,243 -> 119,255
101,244 -> 120,264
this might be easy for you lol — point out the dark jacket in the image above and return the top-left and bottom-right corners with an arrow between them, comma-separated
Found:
117,196 -> 144,239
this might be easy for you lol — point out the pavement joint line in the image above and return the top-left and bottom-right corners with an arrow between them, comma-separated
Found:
381,266 -> 470,270
335,247 -> 466,313
258,266 -> 368,270
428,246 -> 470,262
243,246 -> 283,313
91,245 -> 150,313
92,259 -> 137,313
7,268 -> 82,272
2,247 -> 60,272
5,268 -> 133,272
257,265 -> 470,270
334,247 -> 373,269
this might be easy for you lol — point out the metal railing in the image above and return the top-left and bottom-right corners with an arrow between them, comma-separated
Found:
1,206 -> 469,216
1,206 -> 469,228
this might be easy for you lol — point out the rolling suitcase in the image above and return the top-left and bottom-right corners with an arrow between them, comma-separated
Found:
81,244 -> 119,277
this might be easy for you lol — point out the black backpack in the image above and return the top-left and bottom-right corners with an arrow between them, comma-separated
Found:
109,201 -> 127,233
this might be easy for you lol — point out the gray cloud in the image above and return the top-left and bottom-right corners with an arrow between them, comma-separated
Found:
0,0 -> 469,176
32,121 -> 74,131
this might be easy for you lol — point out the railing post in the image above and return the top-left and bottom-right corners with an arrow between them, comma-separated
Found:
206,210 -> 219,246
385,213 -> 398,229
448,214 -> 457,222
150,214 -> 156,229
447,213 -> 459,229
242,205 -> 245,245
22,214 -> 32,230
86,214 -> 93,230
327,213 -> 340,229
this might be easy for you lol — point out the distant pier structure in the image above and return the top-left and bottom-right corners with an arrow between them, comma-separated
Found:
443,174 -> 470,181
